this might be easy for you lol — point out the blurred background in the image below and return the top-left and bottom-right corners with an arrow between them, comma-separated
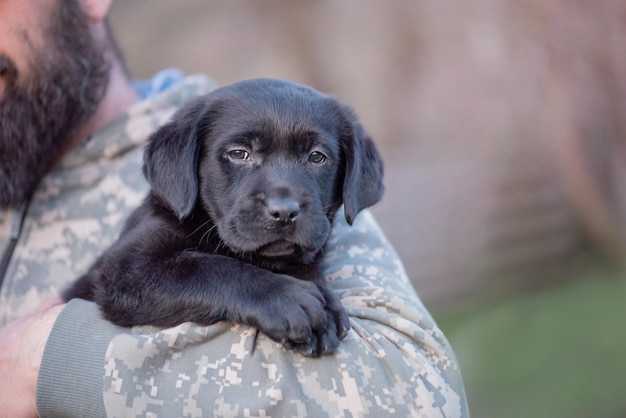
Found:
109,1 -> 626,417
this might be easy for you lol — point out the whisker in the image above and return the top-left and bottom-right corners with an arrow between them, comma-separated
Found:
199,224 -> 218,245
322,200 -> 343,212
186,219 -> 214,239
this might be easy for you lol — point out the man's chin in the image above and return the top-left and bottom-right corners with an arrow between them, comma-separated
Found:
0,0 -> 110,211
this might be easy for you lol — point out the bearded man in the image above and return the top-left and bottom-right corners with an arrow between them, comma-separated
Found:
0,0 -> 118,208
0,1 -> 468,417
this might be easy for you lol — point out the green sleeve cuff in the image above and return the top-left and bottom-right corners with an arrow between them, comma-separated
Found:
36,299 -> 120,417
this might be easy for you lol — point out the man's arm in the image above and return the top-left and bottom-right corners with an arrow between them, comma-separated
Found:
0,299 -> 64,418
36,212 -> 469,417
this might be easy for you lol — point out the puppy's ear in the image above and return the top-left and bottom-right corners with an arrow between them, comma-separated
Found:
143,98 -> 209,220
340,105 -> 385,225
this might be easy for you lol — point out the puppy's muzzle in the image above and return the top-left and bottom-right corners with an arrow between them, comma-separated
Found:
265,197 -> 301,225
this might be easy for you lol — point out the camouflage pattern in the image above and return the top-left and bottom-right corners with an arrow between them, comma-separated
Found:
1,74 -> 468,416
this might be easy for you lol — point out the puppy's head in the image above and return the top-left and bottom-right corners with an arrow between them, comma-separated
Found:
143,78 -> 384,260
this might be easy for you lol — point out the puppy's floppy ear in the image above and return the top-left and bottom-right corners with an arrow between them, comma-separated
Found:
143,97 -> 210,220
339,104 -> 385,225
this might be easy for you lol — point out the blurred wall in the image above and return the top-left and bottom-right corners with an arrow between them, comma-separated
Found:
109,0 -> 626,305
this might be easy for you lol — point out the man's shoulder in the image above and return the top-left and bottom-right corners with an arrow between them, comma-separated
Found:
113,73 -> 218,147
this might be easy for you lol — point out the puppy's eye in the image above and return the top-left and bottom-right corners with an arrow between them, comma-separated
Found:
308,151 -> 327,164
227,149 -> 250,161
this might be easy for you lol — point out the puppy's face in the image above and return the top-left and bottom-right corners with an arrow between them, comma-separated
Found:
143,79 -> 384,261
198,90 -> 345,259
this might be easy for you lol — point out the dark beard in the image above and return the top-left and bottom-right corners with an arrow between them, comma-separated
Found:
0,1 -> 110,208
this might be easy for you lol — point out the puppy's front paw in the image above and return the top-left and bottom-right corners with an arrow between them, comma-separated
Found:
241,274 -> 326,349
284,285 -> 350,357
240,273 -> 350,357
323,286 -> 351,341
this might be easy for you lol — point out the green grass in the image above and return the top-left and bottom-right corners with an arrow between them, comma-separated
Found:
437,261 -> 626,418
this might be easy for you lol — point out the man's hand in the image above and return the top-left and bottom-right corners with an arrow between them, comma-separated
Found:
0,299 -> 65,418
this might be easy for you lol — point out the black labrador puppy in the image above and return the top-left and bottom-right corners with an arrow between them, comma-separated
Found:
64,78 -> 384,357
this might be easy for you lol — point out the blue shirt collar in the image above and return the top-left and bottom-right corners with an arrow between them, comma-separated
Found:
132,68 -> 186,101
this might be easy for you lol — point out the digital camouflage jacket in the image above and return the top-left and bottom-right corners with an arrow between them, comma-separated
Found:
0,74 -> 468,417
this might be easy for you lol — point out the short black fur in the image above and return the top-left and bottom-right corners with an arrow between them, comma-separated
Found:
64,78 -> 384,357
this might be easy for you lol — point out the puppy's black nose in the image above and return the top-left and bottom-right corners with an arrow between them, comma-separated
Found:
266,198 -> 300,223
